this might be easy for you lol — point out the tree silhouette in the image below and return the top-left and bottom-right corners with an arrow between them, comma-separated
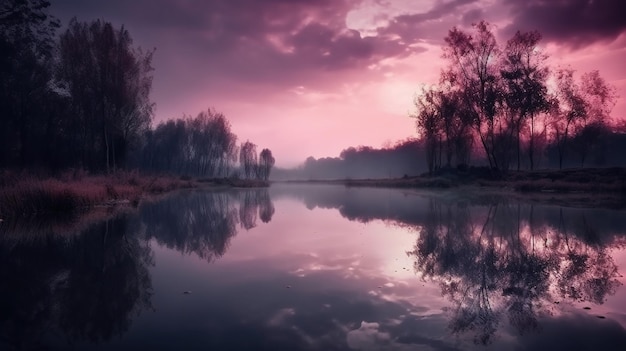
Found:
0,0 -> 60,168
57,18 -> 154,172
500,30 -> 550,170
408,21 -> 621,173
239,141 -> 258,180
135,108 -> 239,177
413,86 -> 443,174
259,148 -> 275,181
443,21 -> 502,171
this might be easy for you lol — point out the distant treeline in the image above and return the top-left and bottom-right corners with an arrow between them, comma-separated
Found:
132,109 -> 275,179
277,127 -> 626,180
272,139 -> 427,180
0,0 -> 274,180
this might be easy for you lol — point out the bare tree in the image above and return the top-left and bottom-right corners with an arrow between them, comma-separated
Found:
551,68 -> 587,169
500,30 -> 550,170
573,71 -> 618,167
412,85 -> 443,175
443,21 -> 503,171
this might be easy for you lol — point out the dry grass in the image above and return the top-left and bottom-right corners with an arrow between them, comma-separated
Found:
0,170 -> 196,221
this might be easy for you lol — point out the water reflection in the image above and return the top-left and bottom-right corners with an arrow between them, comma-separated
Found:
1,185 -> 625,350
0,215 -> 153,349
141,189 -> 275,261
274,185 -> 626,345
0,188 -> 275,350
409,201 -> 623,344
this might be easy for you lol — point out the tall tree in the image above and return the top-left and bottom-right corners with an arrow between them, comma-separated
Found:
500,30 -> 549,170
565,70 -> 617,167
259,148 -> 275,181
443,21 -> 503,171
413,85 -> 443,175
0,0 -> 59,168
239,141 -> 257,179
57,18 -> 154,172
551,68 -> 587,169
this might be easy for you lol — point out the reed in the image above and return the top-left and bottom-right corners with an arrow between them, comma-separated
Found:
0,171 -> 195,220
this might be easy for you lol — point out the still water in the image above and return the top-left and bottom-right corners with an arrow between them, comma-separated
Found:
1,184 -> 626,350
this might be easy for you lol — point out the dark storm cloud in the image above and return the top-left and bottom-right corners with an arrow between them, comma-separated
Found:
503,0 -> 626,49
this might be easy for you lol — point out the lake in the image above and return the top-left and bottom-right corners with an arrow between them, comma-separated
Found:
1,184 -> 626,350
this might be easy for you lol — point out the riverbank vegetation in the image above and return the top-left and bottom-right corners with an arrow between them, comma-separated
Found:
0,171 -> 192,219
340,166 -> 626,194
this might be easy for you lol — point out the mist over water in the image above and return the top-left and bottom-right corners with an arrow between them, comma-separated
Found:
1,185 -> 626,350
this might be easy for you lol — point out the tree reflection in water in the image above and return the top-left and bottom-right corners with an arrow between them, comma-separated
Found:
408,200 -> 624,344
0,215 -> 153,349
141,188 -> 275,261
0,188 -> 275,350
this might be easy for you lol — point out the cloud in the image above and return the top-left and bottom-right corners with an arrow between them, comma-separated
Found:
377,0 -> 480,45
52,0 -> 430,89
346,321 -> 392,350
502,0 -> 626,49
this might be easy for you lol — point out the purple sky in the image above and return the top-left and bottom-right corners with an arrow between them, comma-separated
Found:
51,0 -> 626,167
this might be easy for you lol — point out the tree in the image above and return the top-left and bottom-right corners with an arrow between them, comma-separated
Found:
57,18 -> 154,172
239,141 -> 257,179
574,70 -> 618,167
187,109 -> 238,177
551,68 -> 588,169
412,85 -> 442,175
500,30 -> 549,170
133,108 -> 239,177
0,0 -> 60,168
259,148 -> 275,181
413,22 -> 621,172
443,21 -> 503,171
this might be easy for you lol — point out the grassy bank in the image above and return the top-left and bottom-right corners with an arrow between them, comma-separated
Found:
0,171 -> 269,221
297,167 -> 626,195
0,171 -> 193,220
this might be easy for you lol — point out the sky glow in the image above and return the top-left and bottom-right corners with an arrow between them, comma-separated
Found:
52,0 -> 626,167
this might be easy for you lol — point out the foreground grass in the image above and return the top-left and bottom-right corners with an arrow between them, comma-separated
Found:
0,171 -> 269,222
0,171 -> 196,220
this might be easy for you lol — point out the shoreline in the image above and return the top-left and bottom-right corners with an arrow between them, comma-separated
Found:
276,167 -> 626,209
0,172 -> 269,223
